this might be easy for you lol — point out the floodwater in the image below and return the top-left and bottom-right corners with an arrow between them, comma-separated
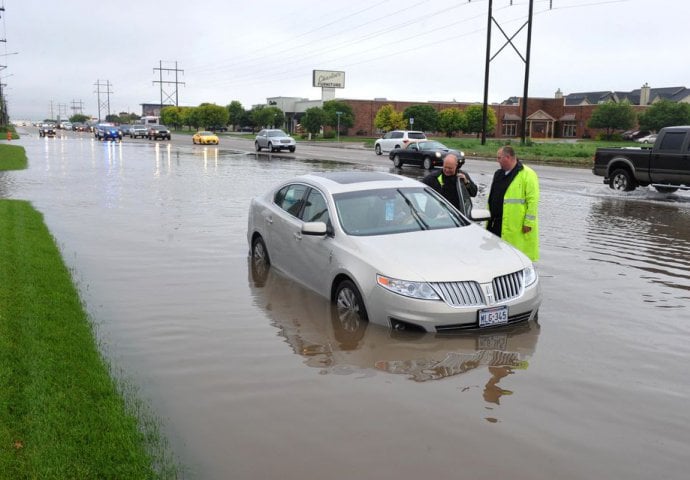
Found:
3,133 -> 690,479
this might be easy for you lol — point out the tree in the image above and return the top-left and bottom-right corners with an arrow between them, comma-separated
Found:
105,114 -> 120,124
196,103 -> 229,130
301,107 -> 328,135
322,100 -> 354,132
226,100 -> 245,130
374,104 -> 405,132
69,114 -> 89,123
251,105 -> 285,129
464,104 -> 496,137
402,104 -> 438,132
438,107 -> 466,137
161,106 -> 185,129
587,101 -> 636,139
638,100 -> 690,132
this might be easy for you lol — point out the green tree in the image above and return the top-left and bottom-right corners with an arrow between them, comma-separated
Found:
638,100 -> 690,132
301,107 -> 328,135
251,105 -> 285,129
322,100 -> 354,133
69,114 -> 89,123
402,104 -> 438,132
438,107 -> 466,137
374,104 -> 405,132
161,106 -> 185,129
183,107 -> 201,130
105,114 -> 120,124
464,104 -> 497,137
226,100 -> 245,130
196,103 -> 229,130
587,101 -> 636,139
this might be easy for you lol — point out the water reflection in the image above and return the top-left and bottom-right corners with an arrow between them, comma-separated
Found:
586,197 -> 690,294
249,258 -> 540,408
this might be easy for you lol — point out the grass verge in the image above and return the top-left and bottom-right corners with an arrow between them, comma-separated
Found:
0,143 -> 28,171
0,199 -> 178,479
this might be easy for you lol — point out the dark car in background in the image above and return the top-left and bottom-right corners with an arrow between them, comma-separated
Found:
147,125 -> 171,140
94,124 -> 122,141
389,140 -> 465,170
622,129 -> 651,141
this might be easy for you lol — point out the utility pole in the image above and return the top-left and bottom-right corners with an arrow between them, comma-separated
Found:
153,61 -> 185,112
94,79 -> 113,122
481,0 -> 538,145
71,99 -> 84,116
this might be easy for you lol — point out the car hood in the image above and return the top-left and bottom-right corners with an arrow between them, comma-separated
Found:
345,225 -> 529,283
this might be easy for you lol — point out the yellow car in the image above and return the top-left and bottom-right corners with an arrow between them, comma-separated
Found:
192,131 -> 220,145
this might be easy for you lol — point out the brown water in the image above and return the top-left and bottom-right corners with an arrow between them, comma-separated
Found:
3,134 -> 689,479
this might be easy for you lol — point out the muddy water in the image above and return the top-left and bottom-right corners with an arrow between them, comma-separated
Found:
3,134 -> 690,479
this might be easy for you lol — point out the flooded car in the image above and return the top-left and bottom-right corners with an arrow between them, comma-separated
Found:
247,171 -> 541,333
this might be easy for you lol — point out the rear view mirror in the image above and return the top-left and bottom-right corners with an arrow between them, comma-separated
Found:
470,208 -> 491,222
302,222 -> 328,236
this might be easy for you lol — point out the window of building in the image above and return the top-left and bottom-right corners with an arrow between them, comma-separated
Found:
562,122 -> 577,137
502,121 -> 518,137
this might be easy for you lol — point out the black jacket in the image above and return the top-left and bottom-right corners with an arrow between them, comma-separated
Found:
422,169 -> 478,216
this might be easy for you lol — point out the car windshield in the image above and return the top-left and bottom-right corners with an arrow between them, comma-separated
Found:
268,130 -> 287,137
419,141 -> 446,150
334,187 -> 467,236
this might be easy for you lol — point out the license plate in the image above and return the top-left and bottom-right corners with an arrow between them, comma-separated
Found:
477,333 -> 507,350
478,306 -> 508,328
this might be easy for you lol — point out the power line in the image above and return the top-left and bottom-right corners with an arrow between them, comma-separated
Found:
153,60 -> 185,108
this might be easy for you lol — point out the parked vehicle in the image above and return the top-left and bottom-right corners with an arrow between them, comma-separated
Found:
129,124 -> 149,138
593,125 -> 690,192
389,140 -> 464,170
192,131 -> 220,145
255,129 -> 296,152
636,133 -> 657,144
247,171 -> 541,333
94,124 -> 122,141
207,125 -> 228,132
621,129 -> 651,141
374,130 -> 427,155
147,125 -> 171,140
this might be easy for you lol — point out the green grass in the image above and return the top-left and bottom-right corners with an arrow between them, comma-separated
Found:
0,200 -> 179,479
0,144 -> 28,171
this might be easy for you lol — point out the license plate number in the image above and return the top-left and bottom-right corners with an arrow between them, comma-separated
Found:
478,306 -> 508,328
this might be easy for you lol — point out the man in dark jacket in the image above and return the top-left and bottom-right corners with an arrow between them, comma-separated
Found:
421,153 -> 478,217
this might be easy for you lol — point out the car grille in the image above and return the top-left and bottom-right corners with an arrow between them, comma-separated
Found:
280,139 -> 291,144
431,271 -> 524,307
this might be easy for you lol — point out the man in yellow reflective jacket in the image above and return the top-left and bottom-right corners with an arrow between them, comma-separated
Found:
487,146 -> 539,261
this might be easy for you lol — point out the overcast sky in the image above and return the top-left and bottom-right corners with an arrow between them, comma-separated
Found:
2,0 -> 687,121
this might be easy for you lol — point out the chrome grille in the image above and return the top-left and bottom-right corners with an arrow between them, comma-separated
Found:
432,281 -> 483,307
492,271 -> 523,302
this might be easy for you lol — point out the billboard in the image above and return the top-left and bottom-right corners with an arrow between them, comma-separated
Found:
313,70 -> 345,89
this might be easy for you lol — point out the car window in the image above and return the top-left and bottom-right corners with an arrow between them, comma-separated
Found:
391,132 -> 403,139
334,187 -> 465,236
302,189 -> 330,224
658,132 -> 685,151
408,132 -> 426,140
408,143 -> 419,151
268,130 -> 287,137
383,132 -> 392,139
274,184 -> 309,217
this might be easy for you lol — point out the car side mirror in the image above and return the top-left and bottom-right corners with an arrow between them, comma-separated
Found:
302,221 -> 328,236
470,208 -> 491,222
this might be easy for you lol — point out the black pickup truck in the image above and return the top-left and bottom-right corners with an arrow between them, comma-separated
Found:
592,125 -> 690,193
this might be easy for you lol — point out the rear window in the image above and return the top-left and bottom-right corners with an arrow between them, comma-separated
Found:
408,132 -> 426,140
658,132 -> 686,151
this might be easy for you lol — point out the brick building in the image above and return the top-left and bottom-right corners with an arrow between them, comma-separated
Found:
270,84 -> 690,139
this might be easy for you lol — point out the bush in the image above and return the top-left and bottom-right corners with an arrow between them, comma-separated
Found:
323,130 -> 336,139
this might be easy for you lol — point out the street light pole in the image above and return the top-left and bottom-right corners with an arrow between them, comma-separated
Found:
336,111 -> 342,143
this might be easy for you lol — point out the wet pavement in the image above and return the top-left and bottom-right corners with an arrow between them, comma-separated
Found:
2,131 -> 690,479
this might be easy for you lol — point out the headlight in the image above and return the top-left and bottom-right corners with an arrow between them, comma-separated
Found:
377,274 -> 440,300
435,151 -> 442,158
523,265 -> 538,287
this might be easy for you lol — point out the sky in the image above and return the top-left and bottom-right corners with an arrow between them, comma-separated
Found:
2,0 -> 688,121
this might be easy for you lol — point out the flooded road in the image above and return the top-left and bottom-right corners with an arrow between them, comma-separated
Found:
3,132 -> 690,479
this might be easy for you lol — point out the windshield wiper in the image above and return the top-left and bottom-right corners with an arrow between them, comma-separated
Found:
398,190 -> 428,230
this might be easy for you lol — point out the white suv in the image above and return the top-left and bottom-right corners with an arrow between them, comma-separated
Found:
374,130 -> 427,155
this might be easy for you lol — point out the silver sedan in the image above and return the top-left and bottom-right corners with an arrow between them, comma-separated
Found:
247,171 -> 541,333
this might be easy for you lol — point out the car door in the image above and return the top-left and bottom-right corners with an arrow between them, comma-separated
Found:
293,188 -> 334,297
256,130 -> 267,148
400,143 -> 420,163
267,183 -> 310,279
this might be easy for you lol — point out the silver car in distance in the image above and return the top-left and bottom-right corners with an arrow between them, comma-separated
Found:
247,171 -> 541,333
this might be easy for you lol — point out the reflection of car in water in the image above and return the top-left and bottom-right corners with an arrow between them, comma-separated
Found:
248,257 -> 540,391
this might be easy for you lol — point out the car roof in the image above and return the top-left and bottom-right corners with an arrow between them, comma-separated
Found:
293,171 -> 422,195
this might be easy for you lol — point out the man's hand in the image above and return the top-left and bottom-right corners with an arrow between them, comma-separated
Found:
522,226 -> 532,233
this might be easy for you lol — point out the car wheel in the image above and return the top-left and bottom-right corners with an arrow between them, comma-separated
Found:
251,236 -> 270,273
255,141 -> 262,152
423,157 -> 433,170
335,280 -> 368,322
268,142 -> 274,152
289,146 -> 295,152
375,144 -> 382,155
393,155 -> 403,168
609,168 -> 636,191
